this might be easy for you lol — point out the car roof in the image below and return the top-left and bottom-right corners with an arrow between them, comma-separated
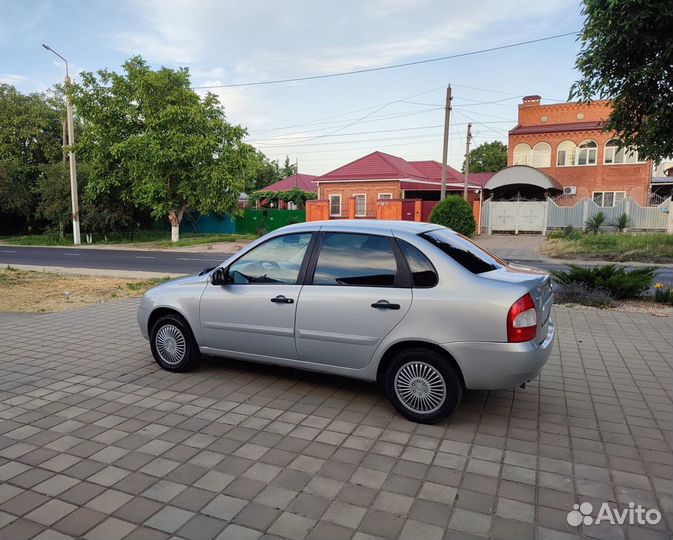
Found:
274,219 -> 443,236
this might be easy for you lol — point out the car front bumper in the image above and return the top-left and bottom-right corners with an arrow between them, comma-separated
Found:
137,304 -> 150,340
443,318 -> 555,390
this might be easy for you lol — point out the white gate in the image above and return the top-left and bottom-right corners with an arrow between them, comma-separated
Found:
489,200 -> 546,233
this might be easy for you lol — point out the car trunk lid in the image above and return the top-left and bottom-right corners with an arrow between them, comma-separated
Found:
481,263 -> 553,343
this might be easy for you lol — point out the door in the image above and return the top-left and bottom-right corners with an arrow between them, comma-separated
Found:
199,232 -> 314,360
295,232 -> 412,369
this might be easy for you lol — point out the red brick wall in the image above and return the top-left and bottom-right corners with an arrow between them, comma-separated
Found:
508,98 -> 651,205
318,180 -> 401,217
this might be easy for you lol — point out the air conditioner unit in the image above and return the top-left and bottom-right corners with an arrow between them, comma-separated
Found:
563,186 -> 577,196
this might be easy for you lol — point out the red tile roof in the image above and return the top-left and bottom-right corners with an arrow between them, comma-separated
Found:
315,152 -> 493,189
260,173 -> 318,193
509,121 -> 603,136
315,151 -> 428,182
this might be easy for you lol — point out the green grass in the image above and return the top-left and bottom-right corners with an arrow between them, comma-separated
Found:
543,232 -> 673,263
126,276 -> 172,291
0,231 -> 256,248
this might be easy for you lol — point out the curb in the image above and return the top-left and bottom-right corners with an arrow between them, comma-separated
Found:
2,264 -> 185,279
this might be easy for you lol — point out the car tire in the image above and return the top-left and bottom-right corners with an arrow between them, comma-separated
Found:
384,348 -> 463,424
150,314 -> 199,372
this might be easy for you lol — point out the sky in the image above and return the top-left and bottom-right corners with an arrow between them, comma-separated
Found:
1,0 -> 586,175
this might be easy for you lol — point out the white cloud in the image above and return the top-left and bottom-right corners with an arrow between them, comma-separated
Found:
0,73 -> 28,85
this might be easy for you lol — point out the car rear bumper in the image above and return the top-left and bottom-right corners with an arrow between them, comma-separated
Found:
443,318 -> 555,390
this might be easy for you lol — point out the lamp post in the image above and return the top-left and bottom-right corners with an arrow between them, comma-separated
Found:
42,44 -> 80,245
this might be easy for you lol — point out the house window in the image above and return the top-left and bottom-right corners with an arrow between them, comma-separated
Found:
576,139 -> 597,166
378,193 -> 393,200
592,191 -> 626,207
513,143 -> 531,165
353,194 -> 367,217
329,194 -> 341,217
557,141 -> 576,167
531,142 -> 551,167
605,139 -> 642,164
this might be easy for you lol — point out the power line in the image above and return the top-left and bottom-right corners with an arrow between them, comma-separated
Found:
194,31 -> 578,89
247,121 -> 512,145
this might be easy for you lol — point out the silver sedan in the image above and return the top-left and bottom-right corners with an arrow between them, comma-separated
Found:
138,220 -> 554,423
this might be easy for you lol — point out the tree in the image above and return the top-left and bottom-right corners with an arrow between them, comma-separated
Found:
428,196 -> 476,236
571,0 -> 673,162
71,56 -> 247,242
281,156 -> 297,178
0,84 -> 63,230
462,141 -> 507,173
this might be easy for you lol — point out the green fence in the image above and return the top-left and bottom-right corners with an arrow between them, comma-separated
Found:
234,209 -> 305,235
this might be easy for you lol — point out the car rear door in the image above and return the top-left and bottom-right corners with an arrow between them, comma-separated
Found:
199,232 -> 314,360
294,231 -> 412,369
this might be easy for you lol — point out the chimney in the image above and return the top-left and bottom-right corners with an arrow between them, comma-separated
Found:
521,95 -> 542,107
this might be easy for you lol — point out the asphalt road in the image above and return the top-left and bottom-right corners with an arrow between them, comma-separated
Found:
1,245 -> 672,285
0,245 -> 235,275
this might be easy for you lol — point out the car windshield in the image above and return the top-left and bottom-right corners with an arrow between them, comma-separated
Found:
419,229 -> 506,274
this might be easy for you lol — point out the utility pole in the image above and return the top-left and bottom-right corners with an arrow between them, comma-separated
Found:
463,123 -> 473,201
440,85 -> 452,201
42,44 -> 81,245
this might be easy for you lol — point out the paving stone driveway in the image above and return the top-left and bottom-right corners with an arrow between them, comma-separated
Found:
0,299 -> 671,540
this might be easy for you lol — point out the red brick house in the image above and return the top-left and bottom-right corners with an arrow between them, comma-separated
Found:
491,95 -> 652,206
312,151 -> 491,220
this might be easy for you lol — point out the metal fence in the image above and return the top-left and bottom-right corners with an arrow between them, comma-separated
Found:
234,209 -> 305,234
481,196 -> 672,234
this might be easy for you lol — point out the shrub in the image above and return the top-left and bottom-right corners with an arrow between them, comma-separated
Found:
554,282 -> 615,308
428,196 -> 476,236
610,213 -> 632,232
551,264 -> 656,299
654,283 -> 673,305
585,212 -> 607,233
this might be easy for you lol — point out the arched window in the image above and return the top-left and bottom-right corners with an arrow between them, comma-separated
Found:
557,141 -> 576,167
531,142 -> 551,167
576,139 -> 597,166
604,139 -> 624,164
513,143 -> 531,165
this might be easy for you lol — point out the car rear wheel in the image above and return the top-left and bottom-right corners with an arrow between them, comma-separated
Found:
150,314 -> 199,372
384,348 -> 463,424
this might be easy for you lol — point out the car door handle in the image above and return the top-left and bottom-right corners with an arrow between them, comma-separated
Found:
371,300 -> 400,310
271,295 -> 294,304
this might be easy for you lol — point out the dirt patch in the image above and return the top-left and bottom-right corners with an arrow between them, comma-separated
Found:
561,299 -> 672,317
0,267 -> 170,313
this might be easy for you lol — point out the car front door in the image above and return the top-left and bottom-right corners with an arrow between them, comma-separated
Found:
295,232 -> 412,369
199,232 -> 314,361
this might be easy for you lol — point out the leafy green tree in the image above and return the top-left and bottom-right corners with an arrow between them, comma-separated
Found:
0,84 -> 63,229
571,0 -> 673,161
462,141 -> 507,173
281,156 -> 297,178
428,196 -> 476,236
71,56 -> 248,242
35,163 -> 71,236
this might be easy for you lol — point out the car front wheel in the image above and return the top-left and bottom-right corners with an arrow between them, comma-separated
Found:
384,348 -> 463,424
150,314 -> 199,372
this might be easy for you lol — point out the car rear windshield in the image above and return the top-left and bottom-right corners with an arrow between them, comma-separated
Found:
419,229 -> 505,274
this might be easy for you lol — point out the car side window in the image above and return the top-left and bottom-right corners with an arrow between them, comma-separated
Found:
398,239 -> 438,288
312,233 -> 399,287
227,233 -> 312,284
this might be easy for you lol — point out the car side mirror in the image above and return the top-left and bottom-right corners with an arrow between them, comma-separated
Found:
210,268 -> 228,286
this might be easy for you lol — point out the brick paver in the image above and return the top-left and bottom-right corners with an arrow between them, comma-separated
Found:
0,299 -> 671,539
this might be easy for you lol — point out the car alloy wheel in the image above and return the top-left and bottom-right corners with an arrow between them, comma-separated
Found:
155,324 -> 187,366
393,360 -> 447,414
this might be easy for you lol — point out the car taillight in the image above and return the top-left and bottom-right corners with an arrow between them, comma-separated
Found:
507,293 -> 537,343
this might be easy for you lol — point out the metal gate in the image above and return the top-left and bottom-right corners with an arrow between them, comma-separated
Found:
489,200 -> 546,233
401,200 -> 416,221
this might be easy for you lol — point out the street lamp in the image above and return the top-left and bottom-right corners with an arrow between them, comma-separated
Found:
42,44 -> 81,245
